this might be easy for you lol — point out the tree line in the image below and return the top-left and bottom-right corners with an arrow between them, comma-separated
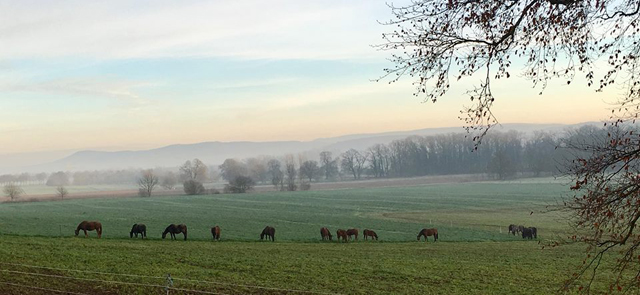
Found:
2,126 -> 602,199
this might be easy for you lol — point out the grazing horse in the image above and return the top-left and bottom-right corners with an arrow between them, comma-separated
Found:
417,228 -> 438,242
508,224 -> 518,235
522,227 -> 534,239
162,224 -> 188,240
363,229 -> 378,241
320,227 -> 332,241
130,223 -> 146,239
336,229 -> 348,243
261,226 -> 275,241
75,221 -> 102,238
211,226 -> 221,241
346,228 -> 359,241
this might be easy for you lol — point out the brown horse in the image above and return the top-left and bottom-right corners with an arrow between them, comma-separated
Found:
320,227 -> 332,241
261,226 -> 275,241
130,223 -> 146,239
363,229 -> 378,241
417,228 -> 438,242
162,224 -> 187,240
211,225 -> 221,241
75,221 -> 102,238
346,228 -> 359,241
336,229 -> 348,242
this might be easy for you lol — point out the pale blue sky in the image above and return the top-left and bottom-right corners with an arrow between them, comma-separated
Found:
0,0 -> 611,154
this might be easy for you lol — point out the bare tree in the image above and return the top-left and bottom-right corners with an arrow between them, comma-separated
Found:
341,149 -> 367,180
284,155 -> 297,191
267,159 -> 284,190
137,169 -> 158,198
368,144 -> 391,178
56,186 -> 68,200
299,160 -> 320,183
3,184 -> 23,201
319,151 -> 338,180
180,159 -> 209,182
379,0 -> 640,291
161,172 -> 178,190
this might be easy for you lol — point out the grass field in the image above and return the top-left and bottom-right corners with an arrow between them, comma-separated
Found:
0,179 -> 609,294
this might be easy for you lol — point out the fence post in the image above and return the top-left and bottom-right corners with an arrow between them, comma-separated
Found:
165,273 -> 173,295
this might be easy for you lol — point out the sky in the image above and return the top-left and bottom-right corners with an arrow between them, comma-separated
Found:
0,0 -> 614,155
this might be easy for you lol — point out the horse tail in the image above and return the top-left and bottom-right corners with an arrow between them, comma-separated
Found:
97,224 -> 102,238
435,231 -> 439,241
183,227 -> 188,241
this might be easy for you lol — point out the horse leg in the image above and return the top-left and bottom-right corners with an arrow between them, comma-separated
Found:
84,230 -> 88,238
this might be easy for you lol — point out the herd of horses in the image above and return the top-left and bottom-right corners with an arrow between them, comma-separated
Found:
75,220 -> 441,242
75,220 -> 536,241
508,224 -> 538,239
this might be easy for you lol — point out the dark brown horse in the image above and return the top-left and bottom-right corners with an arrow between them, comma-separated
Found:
346,228 -> 359,241
162,224 -> 187,240
522,227 -> 537,240
130,223 -> 146,238
75,221 -> 102,238
211,225 -> 221,241
320,227 -> 332,241
261,226 -> 275,241
363,229 -> 378,241
336,229 -> 348,242
417,228 -> 438,242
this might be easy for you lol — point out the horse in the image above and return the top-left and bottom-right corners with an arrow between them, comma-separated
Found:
75,221 -> 102,238
320,227 -> 332,241
417,228 -> 438,242
531,227 -> 538,239
522,227 -> 534,240
261,226 -> 275,241
363,229 -> 378,241
336,229 -> 348,242
211,226 -> 221,241
162,224 -> 188,240
508,224 -> 518,235
346,228 -> 359,241
130,223 -> 146,239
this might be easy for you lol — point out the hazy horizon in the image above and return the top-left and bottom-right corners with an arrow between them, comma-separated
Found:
0,0 -> 613,155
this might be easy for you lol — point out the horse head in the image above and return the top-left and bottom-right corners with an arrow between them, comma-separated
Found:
74,229 -> 79,236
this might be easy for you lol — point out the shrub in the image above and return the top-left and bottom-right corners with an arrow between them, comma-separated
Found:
183,180 -> 205,195
224,176 -> 255,194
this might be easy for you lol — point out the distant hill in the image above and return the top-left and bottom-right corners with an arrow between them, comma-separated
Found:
4,122 -> 599,173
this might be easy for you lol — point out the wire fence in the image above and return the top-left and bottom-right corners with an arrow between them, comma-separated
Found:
0,262 -> 342,295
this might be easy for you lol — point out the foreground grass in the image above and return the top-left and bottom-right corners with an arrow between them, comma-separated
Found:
0,235 -> 599,295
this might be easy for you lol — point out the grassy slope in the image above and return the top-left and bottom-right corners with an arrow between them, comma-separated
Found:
0,180 -> 609,294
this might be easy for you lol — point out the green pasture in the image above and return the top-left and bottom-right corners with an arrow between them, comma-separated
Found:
0,181 -> 570,241
0,180 -> 609,294
0,236 -> 605,295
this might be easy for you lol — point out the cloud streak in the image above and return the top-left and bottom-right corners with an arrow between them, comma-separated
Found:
0,77 -> 153,105
0,0 -> 390,61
